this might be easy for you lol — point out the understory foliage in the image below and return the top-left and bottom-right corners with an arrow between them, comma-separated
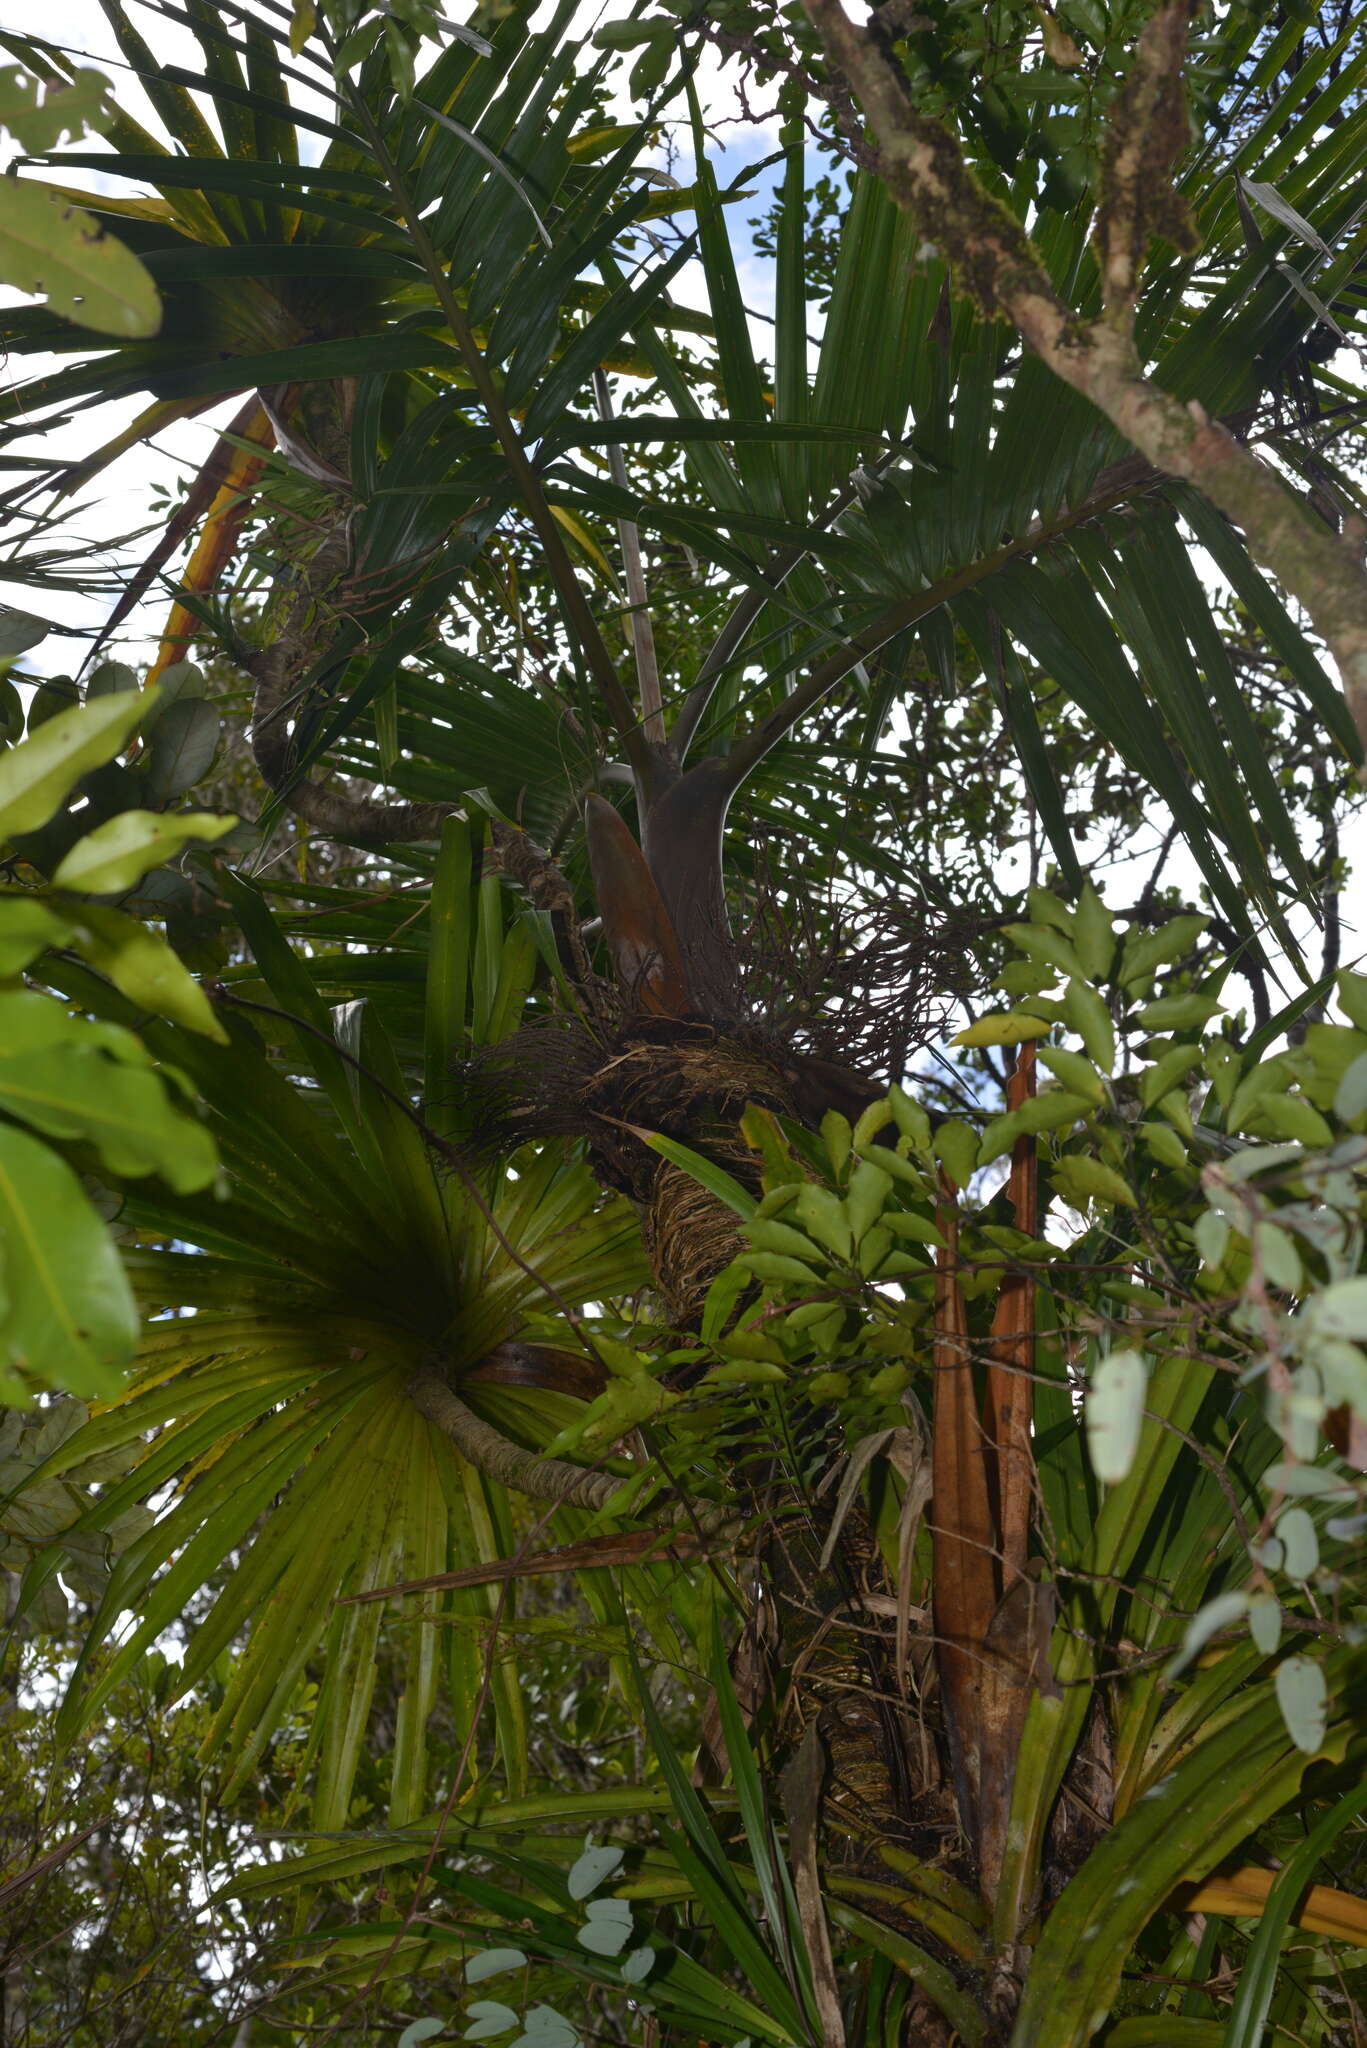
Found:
1,0 -> 1366,2043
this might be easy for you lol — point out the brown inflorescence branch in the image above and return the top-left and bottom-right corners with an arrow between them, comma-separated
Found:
801,0 -> 1367,760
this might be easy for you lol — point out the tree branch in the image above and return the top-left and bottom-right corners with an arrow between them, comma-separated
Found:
407,1366 -> 624,1513
801,0 -> 1367,760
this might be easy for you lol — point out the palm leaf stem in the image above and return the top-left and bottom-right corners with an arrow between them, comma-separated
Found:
593,366 -> 664,746
336,60 -> 656,794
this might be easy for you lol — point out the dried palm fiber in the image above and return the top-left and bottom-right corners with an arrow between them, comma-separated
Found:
765,1502 -> 912,1836
459,1011 -> 803,1326
641,1160 -> 743,1327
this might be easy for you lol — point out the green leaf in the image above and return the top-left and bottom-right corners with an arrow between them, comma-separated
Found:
1062,979 -> 1116,1072
1275,1506 -> 1318,1581
465,1949 -> 529,1984
0,605 -> 49,656
1119,916 -> 1209,986
953,1009 -> 1053,1046
1003,922 -> 1089,982
1036,1046 -> 1104,1102
0,64 -> 116,149
1085,1348 -> 1147,1483
1140,1042 -> 1205,1109
0,895 -> 75,974
0,1120 -> 137,1398
888,1084 -> 931,1150
397,2022 -> 446,2048
978,1092 -> 1092,1166
1337,974 -> 1367,1032
1139,1120 -> 1190,1172
1164,1589 -> 1249,1681
0,178 -> 160,336
0,689 -> 153,837
1194,1208 -> 1230,1268
1247,1593 -> 1282,1656
1333,1050 -> 1367,1123
639,1131 -> 757,1219
1274,1655 -> 1328,1753
746,1217 -> 826,1264
575,1896 -> 633,1955
69,903 -> 228,1041
86,661 -> 139,698
52,809 -> 235,893
1310,1276 -> 1367,1340
934,1119 -> 979,1191
705,1358 -> 787,1386
1223,1779 -> 1367,2048
794,1182 -> 852,1261
1051,1155 -> 1134,1209
737,1250 -> 819,1287
1136,992 -> 1222,1032
0,992 -> 216,1189
567,1845 -> 624,1901
1072,883 -> 1113,979
845,1154 -> 892,1239
144,697 -> 221,801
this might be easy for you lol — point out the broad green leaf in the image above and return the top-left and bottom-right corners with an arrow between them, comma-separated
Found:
1274,1655 -> 1328,1753
1052,1155 -> 1134,1209
0,1044 -> 214,1187
1062,979 -> 1116,1072
1247,1593 -> 1281,1656
86,661 -> 138,698
1119,916 -> 1209,986
747,1217 -> 826,1264
0,1121 -> 137,1398
1036,1046 -> 1104,1102
1164,1589 -> 1250,1681
397,2021 -> 446,2048
0,605 -> 48,656
933,1119 -> 979,1190
0,689 -> 154,837
0,895 -> 74,973
1085,1348 -> 1147,1483
567,1845 -> 624,1901
53,809 -> 235,893
69,902 -> 228,1041
466,2003 -> 520,2039
464,1948 -> 529,1983
144,697 -> 221,801
1311,1276 -> 1367,1340
575,1896 -> 633,1955
953,1009 -> 1053,1047
0,64 -> 115,149
0,178 -> 160,336
1334,1050 -> 1367,1122
1136,992 -> 1223,1032
978,1092 -> 1092,1166
1275,1506 -> 1318,1581
888,1084 -> 931,1150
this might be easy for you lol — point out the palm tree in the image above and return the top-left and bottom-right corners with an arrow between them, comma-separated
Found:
3,1 -> 1365,2039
